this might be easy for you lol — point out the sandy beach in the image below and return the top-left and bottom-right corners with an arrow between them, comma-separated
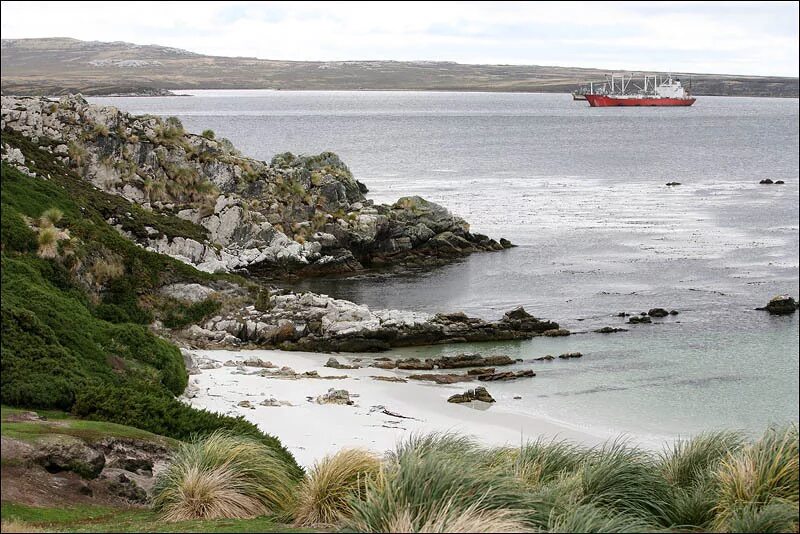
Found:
185,349 -> 639,467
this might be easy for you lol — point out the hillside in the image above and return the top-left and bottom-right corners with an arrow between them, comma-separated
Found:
1,37 -> 797,97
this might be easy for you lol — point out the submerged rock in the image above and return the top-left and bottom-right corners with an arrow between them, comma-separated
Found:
558,352 -> 583,360
477,369 -> 535,381
594,326 -> 628,334
628,316 -> 652,324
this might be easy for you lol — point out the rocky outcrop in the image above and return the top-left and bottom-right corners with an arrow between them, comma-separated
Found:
33,437 -> 106,479
2,95 -> 513,277
476,369 -> 536,381
177,293 -> 562,352
434,353 -> 515,369
594,326 -> 628,334
757,295 -> 798,315
447,387 -> 495,404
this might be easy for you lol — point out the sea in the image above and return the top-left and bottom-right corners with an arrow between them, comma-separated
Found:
89,90 -> 799,447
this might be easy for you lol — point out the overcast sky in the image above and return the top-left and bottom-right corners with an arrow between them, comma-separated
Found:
1,1 -> 798,76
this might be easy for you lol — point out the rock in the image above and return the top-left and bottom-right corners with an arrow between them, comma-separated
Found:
594,326 -> 628,333
371,376 -> 408,383
325,357 -> 352,369
665,181 -> 681,186
223,360 -> 239,367
759,179 -> 774,184
504,307 -> 532,321
315,388 -> 354,405
372,360 -> 397,369
408,373 -> 474,384
543,328 -> 570,337
477,369 -> 535,381
260,397 -> 292,407
160,283 -> 216,304
757,295 -> 798,315
669,310 -> 680,315
33,437 -> 106,479
243,358 -> 275,368
237,400 -> 255,409
616,312 -> 630,317
513,395 -> 523,400
628,316 -> 652,324
396,358 -> 435,370
448,386 -> 495,404
467,367 -> 495,376
483,355 -> 515,366
648,308 -> 670,317
558,352 -> 583,360
499,238 -> 514,248
775,180 -> 785,184
533,355 -> 555,361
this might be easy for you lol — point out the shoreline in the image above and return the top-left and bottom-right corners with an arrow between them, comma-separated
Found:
185,348 -> 663,467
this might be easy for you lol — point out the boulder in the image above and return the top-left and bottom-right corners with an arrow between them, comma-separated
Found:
448,386 -> 495,404
759,179 -> 774,184
533,355 -> 555,361
648,308 -> 670,317
757,295 -> 798,315
628,316 -> 652,324
315,388 -> 354,405
558,352 -> 583,359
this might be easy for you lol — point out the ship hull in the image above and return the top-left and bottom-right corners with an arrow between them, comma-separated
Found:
585,95 -> 696,107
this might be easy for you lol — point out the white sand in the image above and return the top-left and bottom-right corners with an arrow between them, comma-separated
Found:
187,349 -> 615,467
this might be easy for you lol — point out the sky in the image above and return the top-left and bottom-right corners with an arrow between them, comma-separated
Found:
1,1 -> 798,77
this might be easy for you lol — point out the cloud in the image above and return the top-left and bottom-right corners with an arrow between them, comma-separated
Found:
1,0 -> 797,76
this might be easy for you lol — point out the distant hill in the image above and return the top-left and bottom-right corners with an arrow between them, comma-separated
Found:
2,37 -> 797,97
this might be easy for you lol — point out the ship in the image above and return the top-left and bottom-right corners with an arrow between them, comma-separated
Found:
581,74 -> 696,107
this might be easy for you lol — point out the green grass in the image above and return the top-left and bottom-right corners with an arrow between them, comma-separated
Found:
0,504 -> 314,533
0,406 -> 175,446
0,133 -> 300,475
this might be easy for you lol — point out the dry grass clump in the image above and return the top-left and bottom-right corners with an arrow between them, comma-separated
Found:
0,520 -> 44,533
293,448 -> 381,527
151,431 -> 299,521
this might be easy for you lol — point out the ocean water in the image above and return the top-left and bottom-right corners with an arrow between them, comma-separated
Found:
90,90 -> 799,444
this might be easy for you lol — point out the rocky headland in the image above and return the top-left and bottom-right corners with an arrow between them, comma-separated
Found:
1,95 -> 563,354
1,94 -> 512,278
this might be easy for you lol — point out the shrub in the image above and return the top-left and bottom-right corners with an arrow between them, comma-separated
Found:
39,207 -> 64,228
152,431 -> 299,521
71,384 -> 300,478
201,129 -> 215,140
294,448 -> 381,527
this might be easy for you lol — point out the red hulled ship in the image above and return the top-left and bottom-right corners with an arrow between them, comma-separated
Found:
581,74 -> 696,107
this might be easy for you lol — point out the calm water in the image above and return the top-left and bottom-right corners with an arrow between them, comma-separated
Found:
90,91 -> 799,444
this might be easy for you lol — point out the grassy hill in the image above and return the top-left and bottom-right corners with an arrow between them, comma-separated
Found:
0,130 -> 300,476
1,37 -> 797,97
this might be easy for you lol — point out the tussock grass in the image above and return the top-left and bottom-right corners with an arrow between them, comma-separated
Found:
0,520 -> 43,533
346,433 -> 543,532
491,437 -> 590,489
293,448 -> 381,527
547,504 -> 651,533
569,439 -> 672,522
714,426 -> 799,531
152,431 -> 299,521
725,500 -> 799,533
660,430 -> 746,488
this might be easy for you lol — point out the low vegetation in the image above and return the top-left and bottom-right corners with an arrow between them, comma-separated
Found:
1,133 -> 299,474
147,427 -> 794,532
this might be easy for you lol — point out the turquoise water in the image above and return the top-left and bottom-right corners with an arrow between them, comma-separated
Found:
90,91 -> 799,441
